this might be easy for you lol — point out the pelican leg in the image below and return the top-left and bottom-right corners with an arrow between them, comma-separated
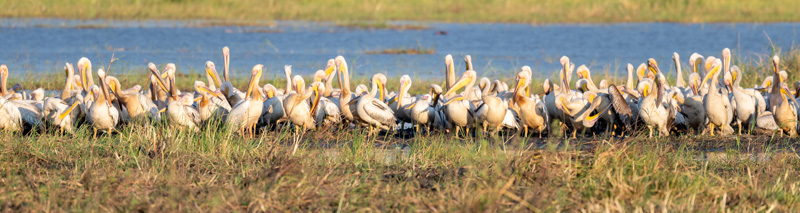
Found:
737,121 -> 742,135
523,126 -> 529,137
648,126 -> 653,138
93,128 -> 98,139
707,123 -> 715,136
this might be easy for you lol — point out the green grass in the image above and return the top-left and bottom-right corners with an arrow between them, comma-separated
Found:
2,0 -> 800,23
1,122 -> 799,211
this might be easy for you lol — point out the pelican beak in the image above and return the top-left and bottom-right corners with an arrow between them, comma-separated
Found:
444,74 -> 472,96
442,96 -> 465,106
396,81 -> 409,109
311,86 -> 321,116
404,102 -> 416,110
643,85 -> 649,97
80,64 -> 89,90
159,108 -> 167,113
379,82 -> 386,101
246,68 -> 262,99
698,65 -> 718,91
324,63 -> 336,78
724,79 -> 733,92
149,67 -> 170,92
266,90 -> 275,99
514,80 -> 525,98
206,66 -> 222,88
193,97 -> 202,102
57,101 -> 81,121
559,96 -> 572,116
690,84 -> 698,95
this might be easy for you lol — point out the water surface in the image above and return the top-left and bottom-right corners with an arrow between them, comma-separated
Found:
1,19 -> 798,79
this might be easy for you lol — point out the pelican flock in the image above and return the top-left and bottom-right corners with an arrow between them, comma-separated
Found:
1,47 -> 798,140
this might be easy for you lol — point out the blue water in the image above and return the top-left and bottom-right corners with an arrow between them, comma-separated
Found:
1,18 -> 798,79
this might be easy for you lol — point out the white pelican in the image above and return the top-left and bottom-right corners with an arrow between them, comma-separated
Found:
88,68 -> 120,137
105,76 -> 160,123
388,75 -> 414,128
700,57 -> 733,136
768,56 -> 797,136
335,56 -> 359,126
725,66 -> 758,135
354,73 -> 397,134
195,81 -> 230,123
227,64 -> 265,135
204,61 -> 222,90
441,70 -> 477,136
514,68 -> 547,137
283,75 -> 316,130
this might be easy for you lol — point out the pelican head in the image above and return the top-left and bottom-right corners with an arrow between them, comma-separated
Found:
479,77 -> 490,91
722,48 -> 732,72
576,65 -> 591,82
164,63 -> 177,79
263,84 -> 278,99
464,55 -> 473,71
247,64 -> 264,99
335,56 -> 348,75
195,81 -> 224,99
324,58 -> 336,77
515,69 -> 531,98
688,72 -> 701,95
0,64 -> 7,95
396,75 -> 412,109
371,73 -> 388,101
637,78 -> 654,98
646,58 -> 660,77
636,63 -> 648,81
77,57 -> 92,90
772,55 -> 781,75
293,75 -> 306,94
443,70 -> 476,97
445,54 -> 454,73
313,70 -> 326,82
222,46 -> 230,81
699,58 -> 722,89
205,61 -> 221,88
689,53 -> 705,80
723,67 -> 733,91
310,82 -> 324,116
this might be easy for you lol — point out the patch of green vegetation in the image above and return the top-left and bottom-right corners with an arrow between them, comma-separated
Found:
364,46 -> 436,55
1,120 -> 799,211
2,0 -> 799,23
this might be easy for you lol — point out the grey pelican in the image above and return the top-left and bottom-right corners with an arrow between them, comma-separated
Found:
309,82 -> 341,127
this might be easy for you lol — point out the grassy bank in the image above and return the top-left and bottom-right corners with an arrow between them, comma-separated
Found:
1,121 -> 799,211
2,0 -> 800,24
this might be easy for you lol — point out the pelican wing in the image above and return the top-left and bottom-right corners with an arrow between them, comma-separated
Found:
365,99 -> 396,127
501,109 -> 520,130
322,98 -> 341,124
609,85 -> 634,126
186,106 -> 202,127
